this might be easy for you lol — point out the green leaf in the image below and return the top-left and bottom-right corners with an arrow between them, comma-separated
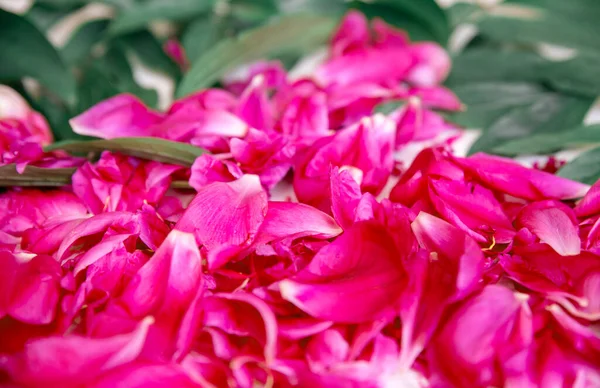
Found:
75,65 -> 121,114
451,82 -> 548,128
279,0 -> 346,15
231,0 -> 279,24
538,51 -> 600,98
477,0 -> 600,51
0,9 -> 76,104
61,19 -> 110,66
0,164 -> 192,188
447,48 -> 546,86
116,30 -> 181,79
558,147 -> 600,185
177,14 -> 336,97
375,101 -> 404,115
0,165 -> 74,187
468,94 -> 594,154
108,0 -> 216,36
45,137 -> 207,166
446,3 -> 481,26
26,3 -> 83,31
349,0 -> 450,44
94,45 -> 158,107
182,15 -> 230,62
492,125 -> 600,155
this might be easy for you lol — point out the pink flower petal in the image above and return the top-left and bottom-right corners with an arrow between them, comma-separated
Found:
175,175 -> 268,268
280,220 -> 405,323
70,94 -> 163,139
516,200 -> 581,256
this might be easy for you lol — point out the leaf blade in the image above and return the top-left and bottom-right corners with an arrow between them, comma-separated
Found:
45,137 -> 206,166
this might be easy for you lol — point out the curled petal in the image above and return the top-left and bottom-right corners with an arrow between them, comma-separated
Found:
70,94 -> 162,139
516,200 -> 581,256
280,220 -> 405,323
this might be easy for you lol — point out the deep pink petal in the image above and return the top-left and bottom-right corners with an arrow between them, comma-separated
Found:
70,94 -> 163,139
120,230 -> 202,318
516,200 -> 581,256
280,220 -> 405,323
3,317 -> 153,385
175,175 -> 268,268
453,153 -> 590,200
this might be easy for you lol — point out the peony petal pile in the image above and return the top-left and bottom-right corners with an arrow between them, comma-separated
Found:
1,11 -> 599,388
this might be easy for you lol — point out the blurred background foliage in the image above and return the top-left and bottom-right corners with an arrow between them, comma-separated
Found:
1,0 -> 600,182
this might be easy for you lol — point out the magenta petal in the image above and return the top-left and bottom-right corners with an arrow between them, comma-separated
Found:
120,230 -> 202,318
91,363 -> 198,388
428,286 -> 532,387
175,174 -> 268,267
517,200 -> 581,256
8,255 -> 61,325
575,179 -> 600,217
254,201 -> 342,245
70,94 -> 163,139
4,317 -> 153,385
454,153 -> 590,200
280,221 -> 405,323
411,212 -> 484,294
204,292 -> 278,364
330,10 -> 370,56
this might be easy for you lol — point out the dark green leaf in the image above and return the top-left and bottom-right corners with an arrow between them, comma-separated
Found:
447,48 -> 546,86
558,146 -> 600,184
0,165 -> 74,187
75,65 -> 121,114
0,164 -> 192,188
349,0 -> 450,44
94,45 -> 158,107
451,82 -> 547,128
182,15 -> 230,62
279,0 -> 346,15
61,19 -> 110,66
468,94 -> 594,154
478,0 -> 600,51
45,137 -> 206,166
116,30 -> 181,79
446,3 -> 481,26
231,0 -> 278,24
492,125 -> 600,155
26,3 -> 82,30
108,0 -> 216,36
0,9 -> 76,104
177,14 -> 336,97
538,51 -> 600,98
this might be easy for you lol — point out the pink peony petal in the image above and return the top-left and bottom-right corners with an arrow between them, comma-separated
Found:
70,94 -> 163,139
453,153 -> 590,200
175,175 -> 268,268
3,316 -> 153,385
120,230 -> 202,318
280,220 -> 405,323
428,286 -> 532,387
516,200 -> 581,256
